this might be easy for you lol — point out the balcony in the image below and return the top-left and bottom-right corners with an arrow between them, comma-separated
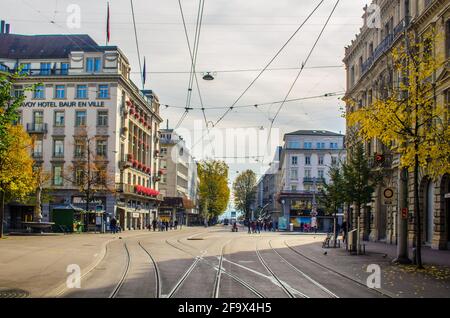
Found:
32,152 -> 43,160
360,17 -> 410,78
303,177 -> 326,184
26,123 -> 48,134
11,68 -> 70,76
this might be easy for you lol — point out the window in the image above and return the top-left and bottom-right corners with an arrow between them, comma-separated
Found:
53,165 -> 63,186
291,185 -> 297,191
55,85 -> 65,99
76,85 -> 88,99
54,111 -> 65,126
304,169 -> 311,178
33,139 -> 43,157
291,156 -> 298,165
161,160 -> 167,169
14,85 -> 24,98
20,63 -> 30,75
350,66 -> 355,87
53,139 -> 64,157
330,142 -> 338,149
34,85 -> 45,99
161,175 -> 167,183
161,148 -> 168,156
290,169 -> 298,180
331,156 -> 338,165
128,173 -> 132,184
98,85 -> 109,99
40,63 -> 51,75
316,142 -> 325,149
86,57 -> 101,72
33,111 -> 44,126
305,156 -> 311,165
318,156 -> 324,165
74,140 -> 85,158
304,142 -> 312,149
96,140 -> 108,158
287,141 -> 301,149
97,111 -> 108,126
75,111 -> 87,127
75,168 -> 84,185
318,169 -> 325,179
61,63 -> 69,75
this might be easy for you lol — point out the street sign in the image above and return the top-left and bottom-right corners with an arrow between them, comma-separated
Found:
383,188 -> 394,205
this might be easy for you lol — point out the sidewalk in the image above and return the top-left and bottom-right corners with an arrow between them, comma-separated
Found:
362,240 -> 450,267
288,237 -> 450,298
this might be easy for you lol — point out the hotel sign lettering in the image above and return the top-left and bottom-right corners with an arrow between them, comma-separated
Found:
21,100 -> 106,108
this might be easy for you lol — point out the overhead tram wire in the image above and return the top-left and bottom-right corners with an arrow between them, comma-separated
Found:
212,0 -> 326,128
265,0 -> 341,155
132,65 -> 344,75
176,0 -> 216,157
161,91 -> 344,110
175,0 -> 206,130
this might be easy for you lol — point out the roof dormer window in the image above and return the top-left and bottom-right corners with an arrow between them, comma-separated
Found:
86,57 -> 102,73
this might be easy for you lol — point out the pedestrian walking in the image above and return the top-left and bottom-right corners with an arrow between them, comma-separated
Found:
110,218 -> 117,234
170,221 -> 173,231
256,220 -> 261,234
341,221 -> 346,243
152,219 -> 157,232
174,220 -> 178,230
251,221 -> 256,234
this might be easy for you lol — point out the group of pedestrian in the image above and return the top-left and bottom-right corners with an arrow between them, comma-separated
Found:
150,219 -> 181,232
246,219 -> 277,234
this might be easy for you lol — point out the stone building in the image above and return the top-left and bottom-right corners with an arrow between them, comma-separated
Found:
158,129 -> 199,225
343,0 -> 450,250
0,32 -> 163,231
277,130 -> 346,231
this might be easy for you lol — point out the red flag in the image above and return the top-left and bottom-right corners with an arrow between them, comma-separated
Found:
106,2 -> 110,43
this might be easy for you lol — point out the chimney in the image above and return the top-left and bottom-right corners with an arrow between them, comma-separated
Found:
0,20 -> 5,34
5,23 -> 10,34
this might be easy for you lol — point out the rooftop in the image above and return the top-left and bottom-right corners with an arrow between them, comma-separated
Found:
0,34 -> 118,59
284,130 -> 344,138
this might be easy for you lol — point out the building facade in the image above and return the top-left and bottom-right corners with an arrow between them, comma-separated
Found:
278,130 -> 346,231
158,129 -> 199,225
0,33 -> 163,231
255,146 -> 283,221
344,0 -> 450,249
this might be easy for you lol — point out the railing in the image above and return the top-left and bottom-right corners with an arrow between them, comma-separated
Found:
26,123 -> 48,134
32,152 -> 43,159
12,68 -> 70,76
360,17 -> 410,78
303,177 -> 326,184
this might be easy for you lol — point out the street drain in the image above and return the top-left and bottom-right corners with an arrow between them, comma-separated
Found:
0,288 -> 30,298
187,238 -> 204,241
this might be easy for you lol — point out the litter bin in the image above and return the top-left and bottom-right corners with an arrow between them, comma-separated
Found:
289,223 -> 294,232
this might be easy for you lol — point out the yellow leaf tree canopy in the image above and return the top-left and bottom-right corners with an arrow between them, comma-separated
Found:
347,31 -> 450,179
198,160 -> 230,219
0,124 -> 36,202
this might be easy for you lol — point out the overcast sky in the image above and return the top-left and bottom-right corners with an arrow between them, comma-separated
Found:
4,0 -> 368,192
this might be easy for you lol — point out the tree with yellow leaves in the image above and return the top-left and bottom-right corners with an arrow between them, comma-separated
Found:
0,125 -> 36,237
347,30 -> 450,268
